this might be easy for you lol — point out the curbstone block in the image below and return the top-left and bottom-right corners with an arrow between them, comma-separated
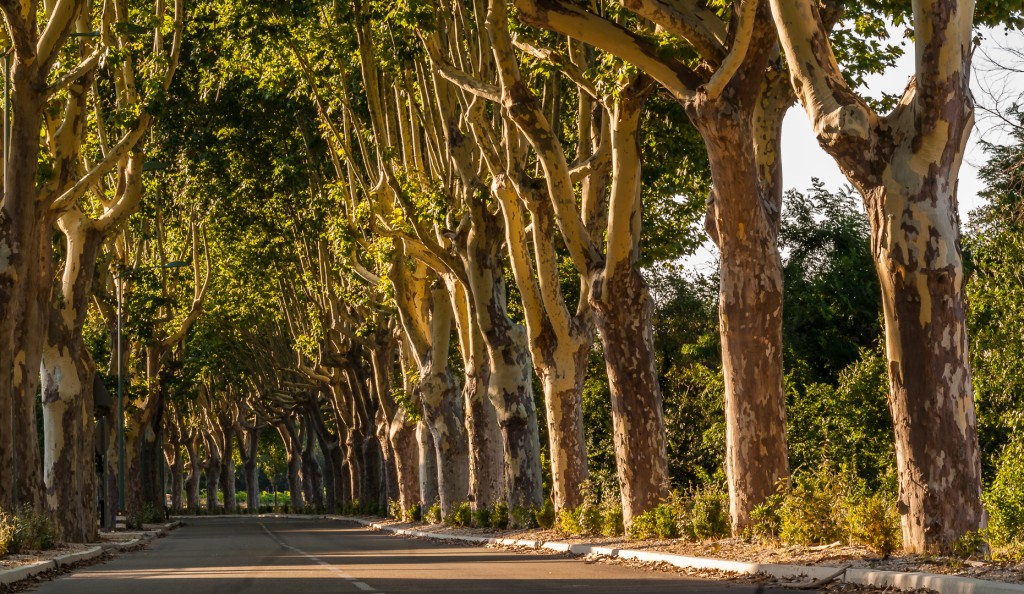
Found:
847,568 -> 1024,594
0,560 -> 55,585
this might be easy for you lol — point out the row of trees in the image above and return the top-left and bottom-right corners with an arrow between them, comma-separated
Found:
2,0 -> 1021,555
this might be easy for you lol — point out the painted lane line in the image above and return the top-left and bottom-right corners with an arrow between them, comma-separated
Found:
258,522 -> 381,593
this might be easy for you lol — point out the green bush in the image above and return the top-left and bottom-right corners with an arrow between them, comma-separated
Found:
746,494 -> 784,542
601,501 -> 624,537
425,503 -> 442,524
405,504 -> 422,523
446,502 -> 472,527
511,506 -> 537,529
490,502 -> 509,530
12,506 -> 56,552
628,506 -> 661,540
847,492 -> 901,556
688,487 -> 730,540
558,503 -> 602,536
985,438 -> 1024,549
388,499 -> 402,520
778,466 -> 850,545
473,505 -> 491,528
534,499 -> 555,530
0,510 -> 16,556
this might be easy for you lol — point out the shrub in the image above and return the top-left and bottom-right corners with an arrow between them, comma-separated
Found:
473,506 -> 491,528
490,502 -> 509,530
0,511 -> 16,557
534,499 -> 555,530
12,506 -> 56,551
847,492 -> 901,556
388,499 -> 402,520
688,487 -> 730,540
628,507 -> 659,540
511,506 -> 537,529
425,503 -> 442,524
778,466 -> 851,545
446,502 -> 472,527
746,494 -> 784,542
985,438 -> 1024,549
405,503 -> 422,523
601,502 -> 624,537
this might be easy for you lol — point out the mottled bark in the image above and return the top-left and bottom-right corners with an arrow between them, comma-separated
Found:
220,424 -> 237,514
770,0 -> 982,552
278,419 -> 305,511
392,257 -> 470,516
184,436 -> 201,513
466,204 -> 544,517
166,442 -> 184,512
460,318 -> 504,511
417,421 -> 439,509
0,62 -> 48,513
203,438 -> 222,513
389,408 -> 421,515
693,75 -> 790,533
40,216 -> 102,541
587,96 -> 669,526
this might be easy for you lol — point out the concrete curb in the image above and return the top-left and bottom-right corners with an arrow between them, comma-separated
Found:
0,560 -> 56,585
0,545 -> 105,586
326,515 -> 1024,594
53,546 -> 104,567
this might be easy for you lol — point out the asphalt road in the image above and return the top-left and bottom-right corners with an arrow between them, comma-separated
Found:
28,517 -> 815,593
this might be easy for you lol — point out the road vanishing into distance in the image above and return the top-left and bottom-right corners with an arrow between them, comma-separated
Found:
27,517 -> 814,594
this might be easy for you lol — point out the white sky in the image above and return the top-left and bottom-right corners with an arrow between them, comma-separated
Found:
685,26 -> 1024,275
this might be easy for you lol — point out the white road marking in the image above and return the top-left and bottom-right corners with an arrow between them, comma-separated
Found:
259,522 -> 383,593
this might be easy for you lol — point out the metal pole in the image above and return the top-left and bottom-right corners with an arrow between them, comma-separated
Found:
117,275 -> 125,511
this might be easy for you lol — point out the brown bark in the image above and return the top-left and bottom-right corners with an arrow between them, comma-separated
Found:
466,204 -> 544,517
689,48 -> 791,531
417,421 -> 439,509
389,408 -> 420,515
0,57 -> 48,513
770,0 -> 982,552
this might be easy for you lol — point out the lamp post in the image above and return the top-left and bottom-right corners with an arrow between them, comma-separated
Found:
116,260 -> 188,512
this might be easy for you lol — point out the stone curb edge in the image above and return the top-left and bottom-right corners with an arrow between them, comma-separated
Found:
320,515 -> 1024,594
0,520 -> 182,587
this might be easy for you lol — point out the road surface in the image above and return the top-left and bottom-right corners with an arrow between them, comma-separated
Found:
28,516 -> 813,593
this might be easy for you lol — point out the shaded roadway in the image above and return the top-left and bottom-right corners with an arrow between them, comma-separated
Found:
28,516 -> 816,593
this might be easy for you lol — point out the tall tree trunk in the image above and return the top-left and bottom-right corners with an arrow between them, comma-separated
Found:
0,68 -> 48,513
220,424 -> 237,514
203,439 -> 222,513
458,309 -> 504,512
375,409 -> 397,509
694,85 -> 789,533
40,217 -> 102,541
416,284 -> 470,517
184,437 -> 201,513
279,420 -> 304,511
466,205 -> 543,518
589,96 -> 668,526
238,427 -> 260,513
166,442 -> 184,512
312,425 -> 337,513
770,0 -> 982,551
360,434 -> 383,511
301,422 -> 324,510
417,421 -> 439,510
389,408 -> 420,516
